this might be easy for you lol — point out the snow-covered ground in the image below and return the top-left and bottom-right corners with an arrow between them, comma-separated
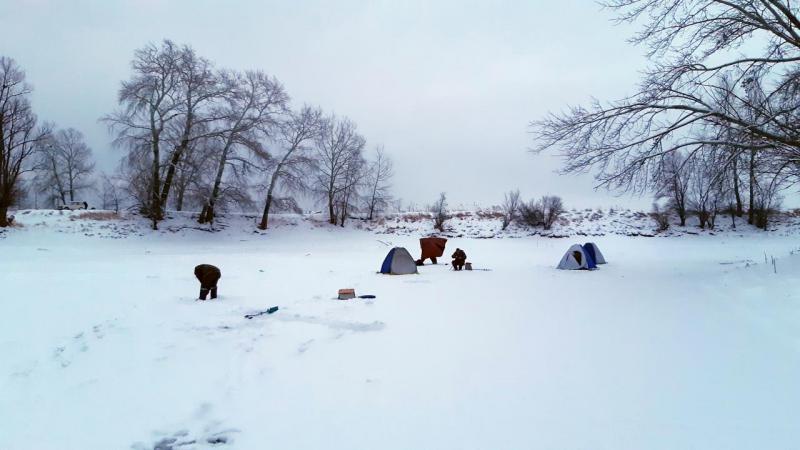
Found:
2,210 -> 800,449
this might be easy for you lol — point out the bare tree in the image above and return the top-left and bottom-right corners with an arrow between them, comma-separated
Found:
0,57 -> 50,226
104,40 -> 182,229
197,70 -> 288,224
258,105 -> 322,229
532,1 -> 800,201
33,137 -> 68,207
430,192 -> 449,232
500,189 -> 521,230
99,172 -> 122,212
116,148 -> 154,213
336,151 -> 366,227
364,145 -> 393,221
752,163 -> 790,229
313,115 -> 366,225
718,172 -> 739,230
35,128 -> 94,205
650,202 -> 670,232
654,151 -> 691,226
159,44 -> 224,211
170,139 -> 214,211
540,195 -> 564,230
687,148 -> 724,229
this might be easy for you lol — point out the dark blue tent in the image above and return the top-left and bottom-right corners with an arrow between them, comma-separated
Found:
584,246 -> 597,269
583,242 -> 606,265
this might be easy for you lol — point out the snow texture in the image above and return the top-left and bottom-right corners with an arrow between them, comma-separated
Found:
2,209 -> 800,449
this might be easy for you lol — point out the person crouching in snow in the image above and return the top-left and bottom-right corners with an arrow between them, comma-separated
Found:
194,264 -> 221,300
451,248 -> 467,271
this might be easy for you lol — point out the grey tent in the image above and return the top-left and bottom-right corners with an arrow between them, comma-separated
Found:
380,247 -> 419,275
556,244 -> 596,270
583,242 -> 607,264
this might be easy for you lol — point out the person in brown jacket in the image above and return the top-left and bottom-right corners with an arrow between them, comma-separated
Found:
194,264 -> 221,300
451,248 -> 467,271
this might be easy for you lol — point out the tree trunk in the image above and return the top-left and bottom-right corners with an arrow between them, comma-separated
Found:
368,178 -> 379,221
199,141 -> 231,225
0,204 -> 9,227
339,200 -> 347,227
160,135 -> 190,209
199,204 -> 212,224
50,158 -> 66,205
259,161 -> 286,230
732,157 -> 743,216
160,145 -> 182,208
748,149 -> 756,225
175,187 -> 184,212
150,115 -> 162,230
328,192 -> 336,225
151,155 -> 161,231
259,194 -> 273,230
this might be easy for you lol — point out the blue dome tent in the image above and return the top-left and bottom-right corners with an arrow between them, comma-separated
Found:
557,244 -> 597,270
380,247 -> 419,275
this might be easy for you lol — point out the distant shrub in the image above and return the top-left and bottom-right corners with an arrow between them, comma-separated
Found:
500,189 -> 521,230
752,185 -> 782,230
518,195 -> 564,230
518,200 -> 544,228
429,192 -> 449,232
649,203 -> 670,232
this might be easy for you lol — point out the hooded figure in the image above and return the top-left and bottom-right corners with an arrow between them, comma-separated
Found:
417,237 -> 447,265
194,264 -> 221,300
451,248 -> 467,271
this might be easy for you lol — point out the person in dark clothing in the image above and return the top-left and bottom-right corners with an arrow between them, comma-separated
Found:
194,264 -> 221,300
451,248 -> 467,271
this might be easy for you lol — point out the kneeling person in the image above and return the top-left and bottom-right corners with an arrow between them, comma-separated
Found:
194,264 -> 221,300
451,248 -> 467,271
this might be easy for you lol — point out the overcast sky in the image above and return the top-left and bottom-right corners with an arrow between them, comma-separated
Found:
1,0 -> 654,209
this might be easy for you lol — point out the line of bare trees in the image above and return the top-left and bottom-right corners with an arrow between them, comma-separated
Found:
531,0 -> 800,230
0,57 -> 51,226
0,43 -> 395,229
103,40 -> 393,230
33,128 -> 96,208
0,56 -> 139,222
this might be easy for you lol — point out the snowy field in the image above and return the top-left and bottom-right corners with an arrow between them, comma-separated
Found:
2,211 -> 800,449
